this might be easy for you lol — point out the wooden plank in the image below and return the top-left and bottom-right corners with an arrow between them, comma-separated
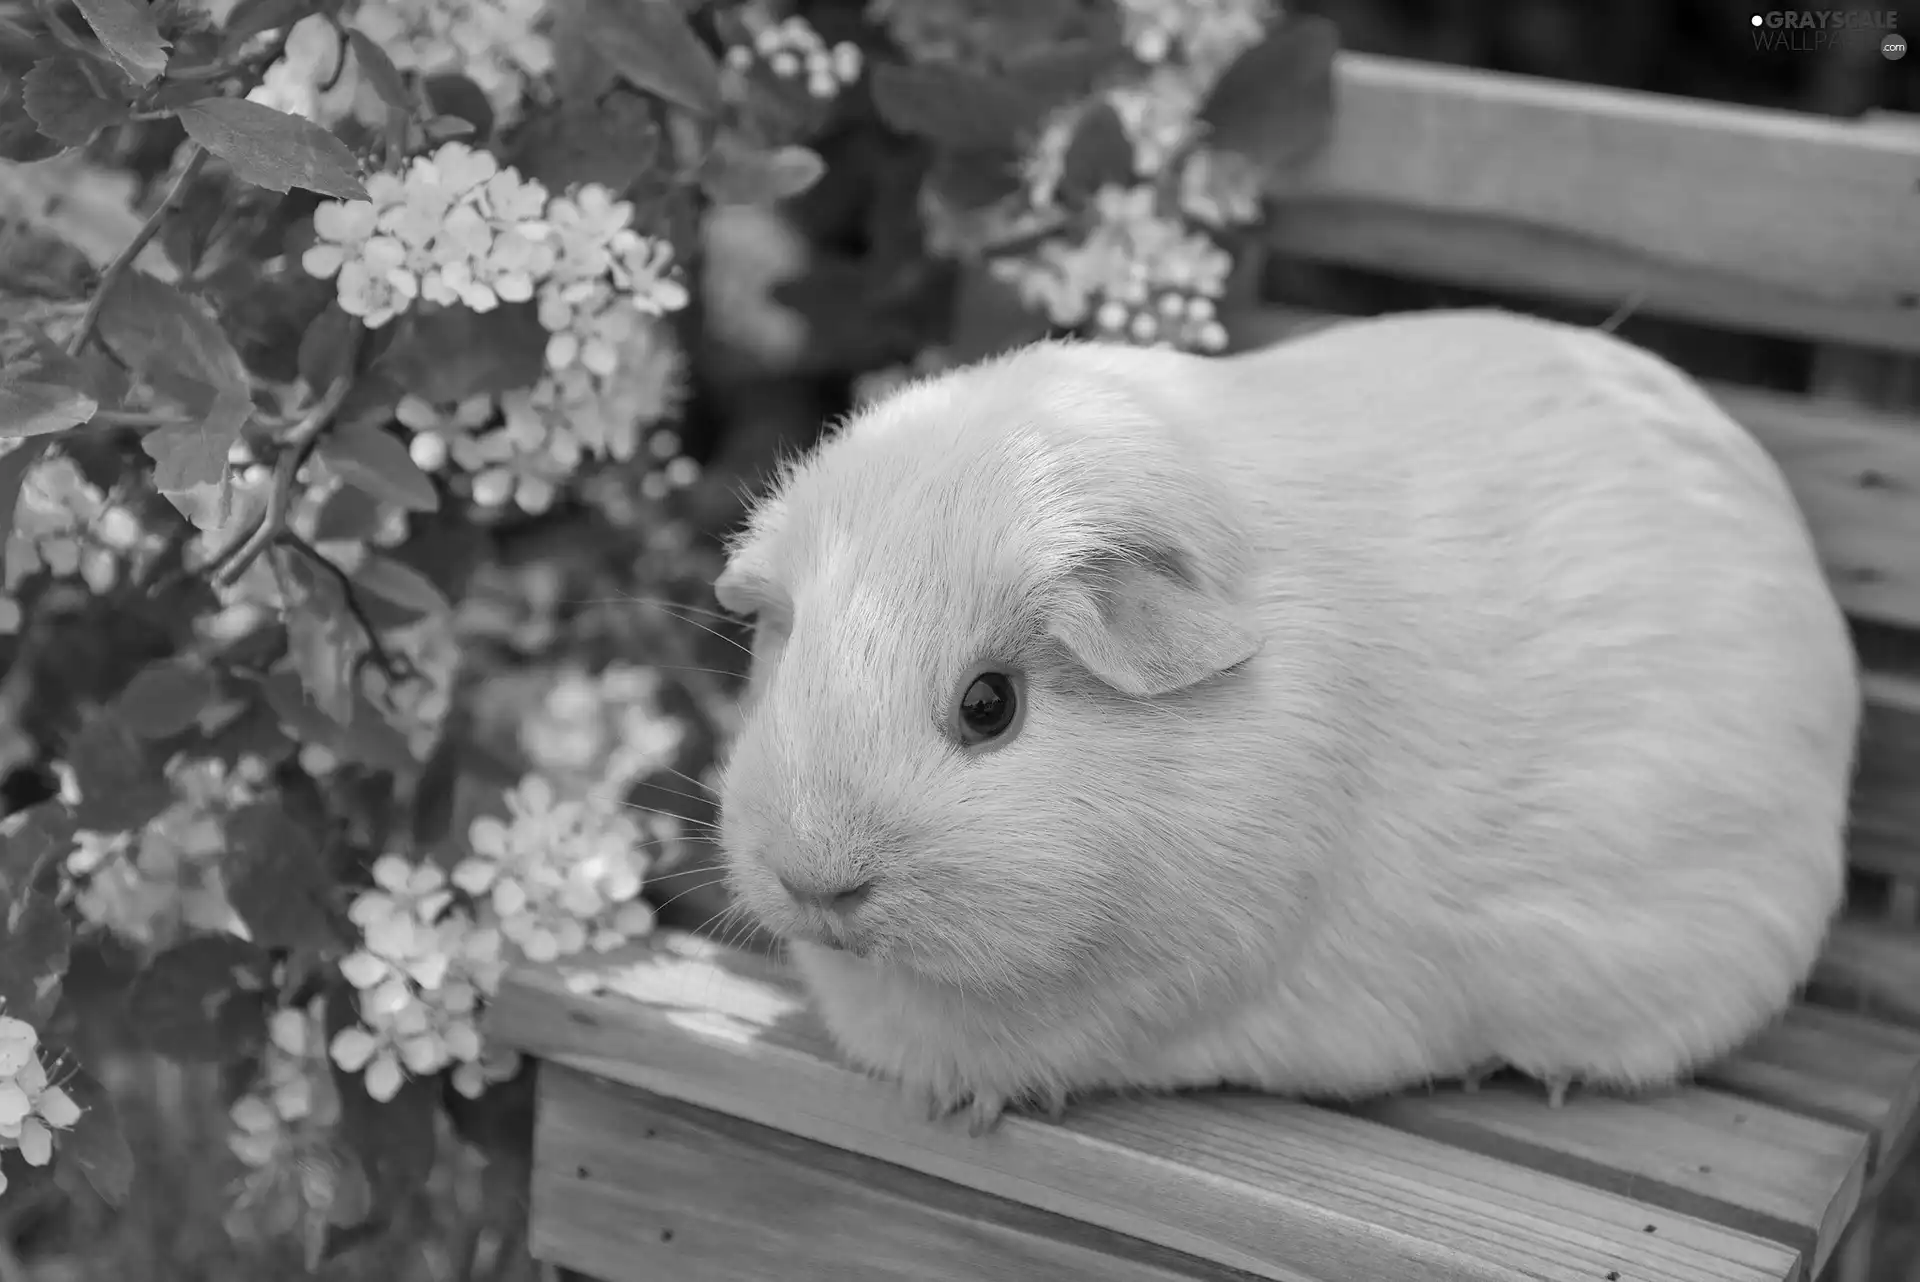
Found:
1704,387 -> 1920,633
1849,673 -> 1920,884
1350,1080 -> 1866,1277
1268,55 -> 1920,353
1811,916 -> 1920,1029
1705,1005 -> 1920,1181
534,1064 -> 1269,1282
491,934 -> 1800,1282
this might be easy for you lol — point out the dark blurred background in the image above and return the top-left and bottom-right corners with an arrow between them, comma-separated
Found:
1302,0 -> 1915,113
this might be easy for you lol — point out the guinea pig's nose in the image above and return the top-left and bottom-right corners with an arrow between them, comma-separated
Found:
777,874 -> 875,913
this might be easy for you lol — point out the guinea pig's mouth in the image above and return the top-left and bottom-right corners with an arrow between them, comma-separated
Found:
789,914 -> 879,959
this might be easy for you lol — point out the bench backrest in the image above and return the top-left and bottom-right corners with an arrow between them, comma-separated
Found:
1255,53 -> 1920,943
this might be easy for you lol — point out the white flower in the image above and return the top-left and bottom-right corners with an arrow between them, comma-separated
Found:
229,999 -> 341,1168
992,184 -> 1233,351
453,773 -> 654,966
729,14 -> 863,100
331,855 -> 509,1101
0,1017 -> 81,1196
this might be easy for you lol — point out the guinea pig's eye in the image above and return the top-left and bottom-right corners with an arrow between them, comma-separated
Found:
954,671 -> 1023,746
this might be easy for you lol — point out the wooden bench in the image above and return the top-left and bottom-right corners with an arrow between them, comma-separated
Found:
487,51 -> 1920,1282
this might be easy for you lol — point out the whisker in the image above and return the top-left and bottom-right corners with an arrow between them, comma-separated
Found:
661,764 -> 718,797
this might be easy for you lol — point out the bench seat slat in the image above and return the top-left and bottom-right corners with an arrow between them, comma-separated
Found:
1267,55 -> 1920,353
1706,390 -> 1920,632
489,934 -> 1802,1282
1812,917 -> 1920,1028
1705,1004 -> 1920,1181
1351,1082 -> 1866,1276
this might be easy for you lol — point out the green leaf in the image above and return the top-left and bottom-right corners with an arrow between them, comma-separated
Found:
347,31 -> 410,119
374,303 -> 546,404
260,672 -> 414,773
176,98 -> 369,200
0,890 -> 72,1023
352,554 -> 450,619
1057,101 -> 1134,203
316,421 -> 439,513
224,802 -> 336,950
925,145 -> 1025,215
698,136 -> 825,206
1199,13 -> 1339,180
114,657 -> 218,738
0,802 -> 72,909
95,271 -> 254,493
0,331 -> 101,439
219,0 -> 307,56
0,375 -> 97,440
421,74 -> 492,143
506,93 -> 658,193
71,0 -> 170,87
569,0 -> 722,117
66,709 -> 174,832
22,56 -> 131,147
61,1072 -> 136,1207
283,553 -> 363,726
0,437 -> 50,538
297,304 -> 362,392
1,71 -> 65,162
124,934 -> 270,1061
310,485 -> 387,543
869,61 -> 1050,151
95,270 -> 250,409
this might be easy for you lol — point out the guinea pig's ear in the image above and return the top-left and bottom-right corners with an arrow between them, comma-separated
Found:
1048,548 -> 1262,698
713,555 -> 763,617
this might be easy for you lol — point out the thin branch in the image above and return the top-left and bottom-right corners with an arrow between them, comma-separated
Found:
67,146 -> 211,358
208,367 -> 358,589
275,530 -> 409,681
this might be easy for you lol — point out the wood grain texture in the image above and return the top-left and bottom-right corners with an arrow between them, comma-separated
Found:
533,1064 -> 1269,1282
1849,674 -> 1920,882
1813,918 -> 1920,1030
1704,388 -> 1920,632
489,933 -> 1803,1282
1269,56 -> 1920,352
1704,1004 -> 1920,1187
1350,1081 -> 1866,1276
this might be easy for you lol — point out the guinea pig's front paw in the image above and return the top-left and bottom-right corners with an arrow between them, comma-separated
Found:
922,1078 -> 1069,1136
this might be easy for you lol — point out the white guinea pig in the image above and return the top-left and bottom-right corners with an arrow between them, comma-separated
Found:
712,307 -> 1860,1134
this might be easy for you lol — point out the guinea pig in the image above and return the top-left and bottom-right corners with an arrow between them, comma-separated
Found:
711,307 -> 1860,1135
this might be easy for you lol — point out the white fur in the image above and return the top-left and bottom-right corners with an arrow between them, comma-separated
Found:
714,308 -> 1860,1113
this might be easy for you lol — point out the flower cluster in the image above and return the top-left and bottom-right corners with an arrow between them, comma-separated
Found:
250,0 -> 552,128
351,0 -> 555,122
229,1002 -> 340,1171
724,14 -> 864,100
520,663 -> 687,805
1,446 -> 158,633
64,756 -> 264,948
0,1014 -> 80,1197
453,773 -> 655,962
224,999 -> 355,1243
306,145 -> 692,514
994,184 -> 1232,351
920,0 -> 1275,353
328,776 -> 654,1102
331,855 -> 504,1102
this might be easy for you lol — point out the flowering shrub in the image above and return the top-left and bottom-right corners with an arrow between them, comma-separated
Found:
0,0 -> 1332,1267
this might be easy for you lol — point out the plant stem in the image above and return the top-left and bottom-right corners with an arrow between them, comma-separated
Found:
208,366 -> 358,588
66,146 -> 211,359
